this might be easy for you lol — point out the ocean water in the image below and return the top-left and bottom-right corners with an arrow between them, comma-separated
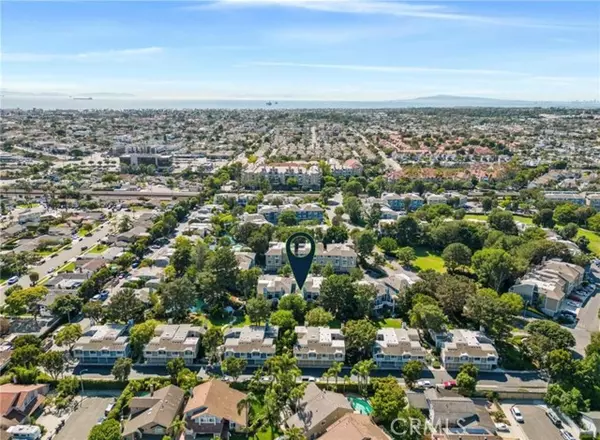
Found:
1,97 -> 399,110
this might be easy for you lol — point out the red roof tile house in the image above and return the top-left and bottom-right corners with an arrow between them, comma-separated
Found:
183,380 -> 247,439
0,384 -> 49,437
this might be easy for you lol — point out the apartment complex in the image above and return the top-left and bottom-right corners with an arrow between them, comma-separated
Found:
543,191 -> 586,205
119,153 -> 173,170
144,324 -> 205,365
265,242 -> 357,273
510,259 -> 585,316
258,203 -> 324,224
241,160 -> 322,189
426,192 -> 468,207
328,158 -> 363,177
436,329 -> 498,372
222,326 -> 279,366
372,327 -> 427,369
72,324 -> 130,365
257,275 -> 296,302
382,192 -> 425,211
293,326 -> 345,368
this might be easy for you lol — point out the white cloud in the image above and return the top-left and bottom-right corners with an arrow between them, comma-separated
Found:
245,61 -> 526,76
1,47 -> 163,63
193,0 -> 589,29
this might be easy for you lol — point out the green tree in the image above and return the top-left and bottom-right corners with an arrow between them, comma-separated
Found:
321,262 -> 335,277
395,246 -> 416,266
88,419 -> 122,440
278,294 -> 306,323
222,356 -> 248,381
4,286 -> 48,317
57,376 -> 80,397
159,277 -> 196,322
488,209 -> 518,235
533,208 -> 555,228
587,213 -> 600,232
205,246 -> 240,292
524,320 -> 575,363
354,230 -> 376,259
472,248 -> 521,292
167,358 -> 186,382
371,376 -> 406,424
343,196 -> 363,224
129,319 -> 159,359
482,197 -> 494,212
456,371 -> 477,396
203,327 -> 224,364
39,351 -> 66,380
278,210 -> 298,226
560,222 -> 579,240
442,243 -> 472,272
402,360 -> 423,388
28,271 -> 39,286
11,345 -> 41,368
82,301 -> 104,324
409,302 -> 448,332
351,359 -> 376,396
111,357 -> 132,381
49,294 -> 82,320
104,288 -> 145,323
270,309 -> 297,331
246,296 -> 271,325
55,324 -> 82,352
343,319 -> 377,364
318,274 -> 359,321
305,307 -> 333,326
391,407 -> 427,440
378,237 -> 398,255
237,267 -> 262,299
546,349 -> 576,383
553,203 -> 578,225
585,331 -> 600,357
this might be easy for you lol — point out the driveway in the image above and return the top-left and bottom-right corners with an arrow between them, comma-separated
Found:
569,275 -> 600,357
53,397 -> 113,440
503,403 -> 562,440
0,221 -> 112,303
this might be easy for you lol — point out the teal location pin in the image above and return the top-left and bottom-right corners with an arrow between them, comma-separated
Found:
285,232 -> 316,290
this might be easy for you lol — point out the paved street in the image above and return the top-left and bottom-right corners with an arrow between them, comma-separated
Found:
569,265 -> 600,356
53,397 -> 113,440
506,403 -> 564,440
0,221 -> 112,304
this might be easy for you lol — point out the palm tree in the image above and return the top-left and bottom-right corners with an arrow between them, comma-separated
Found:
284,426 -> 307,440
168,416 -> 186,439
343,374 -> 351,393
237,391 -> 260,428
326,362 -> 343,391
351,359 -> 376,396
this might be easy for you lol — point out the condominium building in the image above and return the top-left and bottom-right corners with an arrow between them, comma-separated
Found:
437,329 -> 498,372
426,192 -> 468,207
222,326 -> 279,366
293,326 -> 345,367
372,327 -> 427,369
72,324 -> 131,365
143,324 -> 205,365
258,203 -> 324,224
241,160 -> 322,189
303,276 -> 324,301
257,275 -> 296,302
119,153 -> 173,170
509,259 -> 585,317
265,242 -> 357,273
328,158 -> 363,177
587,193 -> 600,210
543,191 -> 586,205
382,192 -> 424,211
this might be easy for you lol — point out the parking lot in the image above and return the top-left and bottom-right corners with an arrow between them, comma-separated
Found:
503,403 -> 563,440
54,397 -> 113,440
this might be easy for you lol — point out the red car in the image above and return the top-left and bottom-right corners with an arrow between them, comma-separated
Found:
443,380 -> 457,389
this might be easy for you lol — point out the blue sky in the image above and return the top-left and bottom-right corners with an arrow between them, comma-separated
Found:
2,0 -> 599,100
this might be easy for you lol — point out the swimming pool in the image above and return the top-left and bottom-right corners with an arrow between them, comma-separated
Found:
348,396 -> 373,415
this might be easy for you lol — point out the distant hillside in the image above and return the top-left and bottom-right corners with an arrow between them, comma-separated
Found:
388,94 -> 600,108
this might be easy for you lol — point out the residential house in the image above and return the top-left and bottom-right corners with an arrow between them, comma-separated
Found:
122,385 -> 185,440
144,324 -> 205,365
235,252 -> 256,271
72,324 -> 131,365
426,389 -> 479,429
293,326 -> 345,368
257,275 -> 295,302
222,325 -> 279,366
0,384 -> 49,427
302,276 -> 324,301
319,413 -> 388,440
183,380 -> 247,438
436,329 -> 498,372
509,259 -> 585,316
265,242 -> 357,273
373,327 -> 427,369
284,383 -> 353,440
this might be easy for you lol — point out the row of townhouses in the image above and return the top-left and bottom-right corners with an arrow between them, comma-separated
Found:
258,203 -> 324,224
544,191 -> 600,209
265,241 -> 357,273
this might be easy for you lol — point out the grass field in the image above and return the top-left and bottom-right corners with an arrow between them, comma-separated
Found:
379,318 -> 403,328
413,247 -> 446,273
17,203 -> 40,209
464,213 -> 533,224
577,228 -> 600,256
58,262 -> 76,273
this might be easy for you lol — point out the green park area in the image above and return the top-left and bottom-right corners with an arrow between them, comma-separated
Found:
577,229 -> 600,256
464,213 -> 533,224
413,247 -> 446,273
16,202 -> 40,209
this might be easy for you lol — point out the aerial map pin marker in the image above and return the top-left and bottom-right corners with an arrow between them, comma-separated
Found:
285,232 -> 316,290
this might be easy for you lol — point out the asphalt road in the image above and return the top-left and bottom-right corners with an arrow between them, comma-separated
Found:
54,397 -> 113,440
568,265 -> 600,357
0,221 -> 112,304
515,403 -> 564,440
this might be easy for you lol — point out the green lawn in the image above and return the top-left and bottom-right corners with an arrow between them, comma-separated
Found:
89,244 -> 108,254
378,318 -> 403,328
464,213 -> 533,224
36,250 -> 55,257
58,262 -> 76,273
413,247 -> 446,273
577,229 -> 600,256
17,203 -> 40,209
77,228 -> 91,237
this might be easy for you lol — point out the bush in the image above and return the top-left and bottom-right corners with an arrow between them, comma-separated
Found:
432,360 -> 441,369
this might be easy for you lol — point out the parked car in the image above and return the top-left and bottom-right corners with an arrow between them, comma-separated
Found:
560,430 -> 576,440
511,406 -> 524,423
442,380 -> 457,389
546,409 -> 562,427
7,276 -> 19,285
99,292 -> 109,301
92,294 -> 101,301
417,380 -> 433,389
495,423 -> 509,432
81,246 -> 88,251
566,300 -> 581,308
47,267 -> 55,273
104,403 -> 114,416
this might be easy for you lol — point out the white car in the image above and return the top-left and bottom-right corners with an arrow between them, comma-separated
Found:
495,423 -> 509,432
560,430 -> 576,440
417,380 -> 433,389
566,300 -> 581,308
511,406 -> 524,423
